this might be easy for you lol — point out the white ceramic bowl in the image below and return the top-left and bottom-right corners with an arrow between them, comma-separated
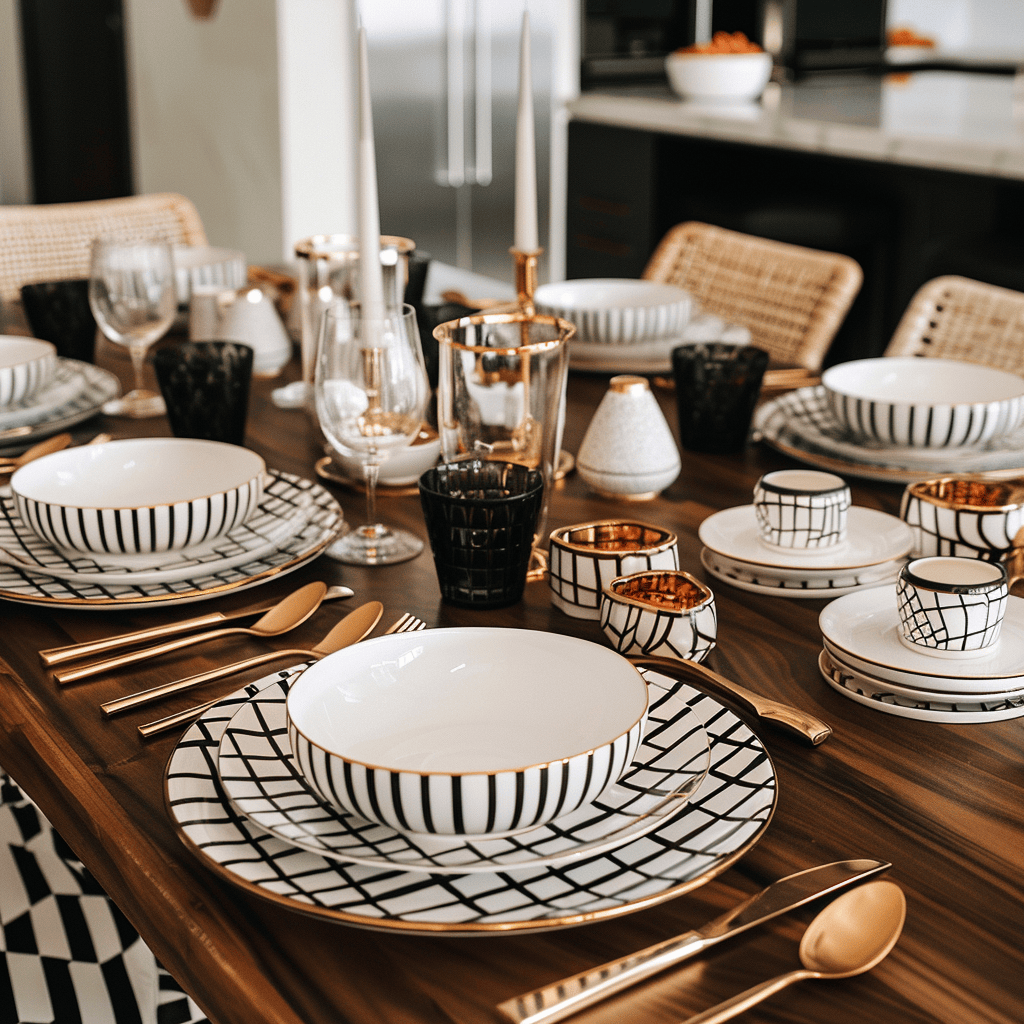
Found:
822,357 -> 1024,449
11,438 -> 266,555
287,627 -> 650,836
331,425 -> 441,485
0,337 -> 57,408
533,279 -> 691,346
665,51 -> 773,102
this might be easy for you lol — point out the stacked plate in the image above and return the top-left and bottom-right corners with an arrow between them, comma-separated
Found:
818,587 -> 1024,722
0,357 -> 120,455
698,504 -> 913,598
166,661 -> 777,935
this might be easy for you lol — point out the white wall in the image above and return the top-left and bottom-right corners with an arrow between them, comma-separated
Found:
887,0 -> 1024,53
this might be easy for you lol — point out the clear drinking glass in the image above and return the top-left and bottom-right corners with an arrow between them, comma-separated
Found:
315,302 -> 430,565
88,238 -> 176,418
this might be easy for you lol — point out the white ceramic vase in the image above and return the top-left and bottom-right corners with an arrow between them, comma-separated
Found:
576,375 -> 681,500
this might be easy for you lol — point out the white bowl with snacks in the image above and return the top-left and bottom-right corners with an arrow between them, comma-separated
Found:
533,279 -> 691,345
0,337 -> 57,408
11,438 -> 265,555
286,627 -> 650,837
666,49 -> 773,102
822,357 -> 1024,449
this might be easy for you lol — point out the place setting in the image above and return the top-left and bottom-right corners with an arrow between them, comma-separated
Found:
753,356 -> 1024,483
699,468 -> 913,598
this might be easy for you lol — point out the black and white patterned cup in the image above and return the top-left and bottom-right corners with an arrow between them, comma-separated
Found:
900,477 -> 1024,561
896,556 -> 1008,658
753,469 -> 851,551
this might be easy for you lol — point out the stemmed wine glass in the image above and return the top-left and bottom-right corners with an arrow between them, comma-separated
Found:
88,238 -> 176,418
315,302 -> 430,565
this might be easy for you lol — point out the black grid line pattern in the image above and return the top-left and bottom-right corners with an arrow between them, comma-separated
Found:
820,650 -> 1024,720
754,387 -> 1024,477
900,492 -> 1024,561
0,361 -> 120,456
0,771 -> 208,1024
548,545 -> 679,617
166,667 -> 775,934
216,672 -> 709,873
701,548 -> 903,594
599,596 -> 716,662
897,575 -> 1007,652
825,387 -> 1024,449
0,473 -> 341,608
753,485 -> 847,550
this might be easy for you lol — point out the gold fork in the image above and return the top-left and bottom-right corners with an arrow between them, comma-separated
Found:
136,611 -> 427,738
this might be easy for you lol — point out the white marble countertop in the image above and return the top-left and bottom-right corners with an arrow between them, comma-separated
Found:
567,71 -> 1024,180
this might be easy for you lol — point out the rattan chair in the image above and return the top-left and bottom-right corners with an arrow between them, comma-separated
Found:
883,275 -> 1024,375
0,193 -> 207,302
642,221 -> 863,370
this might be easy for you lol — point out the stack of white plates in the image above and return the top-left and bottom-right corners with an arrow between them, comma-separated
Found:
698,505 -> 913,598
818,587 -> 1024,722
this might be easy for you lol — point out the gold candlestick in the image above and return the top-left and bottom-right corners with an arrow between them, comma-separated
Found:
510,247 -> 542,313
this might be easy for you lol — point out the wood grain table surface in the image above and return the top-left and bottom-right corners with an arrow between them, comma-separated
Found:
0,339 -> 1020,1024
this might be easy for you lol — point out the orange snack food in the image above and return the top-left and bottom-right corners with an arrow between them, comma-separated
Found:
887,26 -> 936,47
675,31 -> 763,55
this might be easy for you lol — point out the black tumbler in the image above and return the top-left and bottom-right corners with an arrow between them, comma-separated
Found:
20,279 -> 97,363
153,341 -> 254,446
672,343 -> 770,454
419,460 -> 543,608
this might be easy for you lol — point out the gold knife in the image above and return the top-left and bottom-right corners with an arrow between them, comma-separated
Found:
497,859 -> 890,1024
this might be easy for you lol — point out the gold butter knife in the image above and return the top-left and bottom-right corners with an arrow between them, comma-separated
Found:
627,654 -> 832,746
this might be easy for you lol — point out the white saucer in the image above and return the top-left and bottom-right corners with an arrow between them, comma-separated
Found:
819,650 -> 1024,723
823,642 -> 1024,702
699,505 -> 913,571
819,588 -> 1024,691
701,548 -> 901,599
217,671 -> 711,874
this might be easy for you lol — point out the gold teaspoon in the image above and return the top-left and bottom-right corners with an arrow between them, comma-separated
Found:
680,880 -> 906,1024
0,432 -> 72,472
55,581 -> 328,684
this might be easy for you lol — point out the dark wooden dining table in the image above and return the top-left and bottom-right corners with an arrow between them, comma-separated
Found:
0,338 -> 1020,1024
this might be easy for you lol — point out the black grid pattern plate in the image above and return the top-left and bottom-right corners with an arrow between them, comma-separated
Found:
0,471 -> 342,608
166,667 -> 776,935
0,359 -> 120,453
754,386 -> 1024,483
216,673 -> 711,874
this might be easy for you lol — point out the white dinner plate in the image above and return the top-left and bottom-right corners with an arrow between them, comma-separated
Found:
700,548 -> 901,599
754,386 -> 1024,484
819,650 -> 1024,723
166,667 -> 776,936
217,668 -> 711,873
0,360 -> 120,454
819,588 -> 1024,691
698,505 -> 913,571
0,471 -> 342,608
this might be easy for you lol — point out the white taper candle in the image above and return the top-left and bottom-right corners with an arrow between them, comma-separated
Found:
514,10 -> 539,253
357,26 -> 386,319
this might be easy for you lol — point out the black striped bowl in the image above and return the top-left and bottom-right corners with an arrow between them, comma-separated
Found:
0,337 -> 57,407
822,357 -> 1024,449
11,438 -> 265,555
287,628 -> 650,837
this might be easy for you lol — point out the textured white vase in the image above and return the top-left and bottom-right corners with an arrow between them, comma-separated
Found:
577,375 -> 681,500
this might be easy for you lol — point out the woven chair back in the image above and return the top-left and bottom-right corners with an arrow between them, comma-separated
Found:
642,221 -> 862,370
0,193 -> 207,302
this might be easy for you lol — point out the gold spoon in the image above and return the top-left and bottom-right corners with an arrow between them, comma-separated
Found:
679,880 -> 906,1024
0,432 -> 73,473
54,581 -> 329,684
103,600 -> 384,717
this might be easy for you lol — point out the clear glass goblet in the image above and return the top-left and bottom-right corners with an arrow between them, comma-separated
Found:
315,302 -> 430,565
88,238 -> 176,418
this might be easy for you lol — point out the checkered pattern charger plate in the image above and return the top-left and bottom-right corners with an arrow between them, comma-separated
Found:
0,360 -> 120,454
0,471 -> 342,608
216,670 -> 711,873
166,667 -> 776,935
754,386 -> 1024,483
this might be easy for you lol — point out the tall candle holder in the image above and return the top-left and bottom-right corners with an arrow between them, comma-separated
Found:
510,247 -> 542,313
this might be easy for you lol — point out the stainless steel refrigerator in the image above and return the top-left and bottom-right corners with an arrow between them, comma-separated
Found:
362,0 -> 578,286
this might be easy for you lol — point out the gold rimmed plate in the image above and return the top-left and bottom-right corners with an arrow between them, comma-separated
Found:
166,665 -> 776,935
